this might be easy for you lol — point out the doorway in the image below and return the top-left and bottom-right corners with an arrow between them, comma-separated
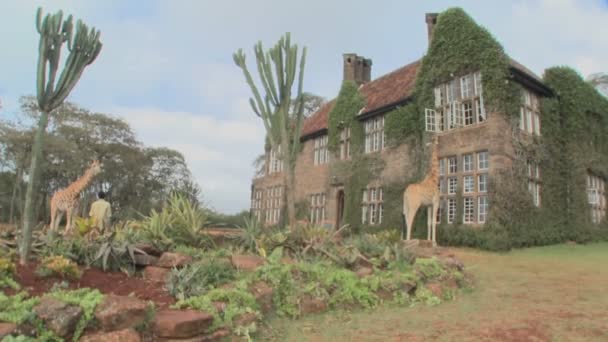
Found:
336,190 -> 345,228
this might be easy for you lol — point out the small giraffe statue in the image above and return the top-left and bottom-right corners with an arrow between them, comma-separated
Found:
403,135 -> 440,244
50,160 -> 102,233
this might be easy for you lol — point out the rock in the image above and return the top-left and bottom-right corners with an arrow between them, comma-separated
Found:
153,309 -> 214,338
0,323 -> 17,339
426,283 -> 443,298
355,267 -> 374,278
94,295 -> 148,331
441,256 -> 464,271
249,281 -> 273,313
134,254 -> 159,266
231,255 -> 264,271
81,328 -> 141,342
401,281 -> 417,295
134,243 -> 162,257
34,297 -> 83,338
299,296 -> 327,315
233,312 -> 258,327
143,266 -> 171,283
157,252 -> 193,268
157,328 -> 231,342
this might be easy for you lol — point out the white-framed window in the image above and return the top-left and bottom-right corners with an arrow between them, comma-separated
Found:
477,151 -> 489,170
427,71 -> 486,133
448,177 -> 457,195
464,175 -> 474,194
448,156 -> 458,174
269,146 -> 284,174
265,186 -> 282,225
313,135 -> 329,165
309,193 -> 326,225
364,116 -> 385,153
463,154 -> 474,173
447,198 -> 456,224
527,161 -> 541,207
439,158 -> 446,176
251,189 -> 263,221
478,196 -> 488,223
463,197 -> 475,223
440,151 -> 490,225
520,88 -> 541,136
587,173 -> 606,224
478,174 -> 487,193
362,187 -> 383,225
339,127 -> 351,160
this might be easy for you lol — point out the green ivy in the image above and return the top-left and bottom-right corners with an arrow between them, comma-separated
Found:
327,80 -> 366,153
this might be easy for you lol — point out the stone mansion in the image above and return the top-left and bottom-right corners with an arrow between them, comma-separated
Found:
249,10 -> 607,232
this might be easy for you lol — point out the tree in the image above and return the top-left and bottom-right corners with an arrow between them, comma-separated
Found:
233,33 -> 307,229
587,72 -> 608,98
20,7 -> 102,263
291,92 -> 325,117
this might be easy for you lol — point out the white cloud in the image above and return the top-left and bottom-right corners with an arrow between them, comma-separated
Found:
111,106 -> 265,213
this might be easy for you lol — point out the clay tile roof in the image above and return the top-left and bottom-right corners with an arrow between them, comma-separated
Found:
359,60 -> 420,113
301,60 -> 420,138
301,99 -> 335,137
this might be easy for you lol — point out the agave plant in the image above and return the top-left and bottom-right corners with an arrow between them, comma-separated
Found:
231,216 -> 262,252
90,231 -> 144,273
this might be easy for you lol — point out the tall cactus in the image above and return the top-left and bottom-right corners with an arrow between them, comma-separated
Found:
20,7 -> 102,264
234,33 -> 307,229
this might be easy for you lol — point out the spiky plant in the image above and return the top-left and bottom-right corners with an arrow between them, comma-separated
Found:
20,7 -> 102,264
233,33 -> 307,230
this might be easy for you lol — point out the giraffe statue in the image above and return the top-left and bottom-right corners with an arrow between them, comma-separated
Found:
50,160 -> 102,233
403,134 -> 440,245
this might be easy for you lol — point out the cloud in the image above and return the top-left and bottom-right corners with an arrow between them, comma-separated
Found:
111,106 -> 265,213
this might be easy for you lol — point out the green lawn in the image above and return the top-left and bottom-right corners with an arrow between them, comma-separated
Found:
259,243 -> 608,341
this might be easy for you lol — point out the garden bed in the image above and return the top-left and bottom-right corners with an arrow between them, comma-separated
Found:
8,262 -> 175,309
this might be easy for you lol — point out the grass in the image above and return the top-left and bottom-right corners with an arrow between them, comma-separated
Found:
259,242 -> 608,341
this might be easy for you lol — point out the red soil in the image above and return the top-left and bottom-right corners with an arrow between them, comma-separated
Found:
10,262 -> 176,309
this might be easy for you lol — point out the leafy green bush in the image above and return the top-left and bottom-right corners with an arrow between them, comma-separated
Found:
36,255 -> 82,279
173,287 -> 259,330
166,259 -> 236,300
87,231 -> 142,273
0,291 -> 39,324
38,230 -> 88,263
0,257 -> 19,290
48,288 -> 104,341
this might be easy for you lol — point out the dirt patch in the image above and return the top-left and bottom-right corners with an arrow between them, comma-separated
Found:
11,262 -> 175,309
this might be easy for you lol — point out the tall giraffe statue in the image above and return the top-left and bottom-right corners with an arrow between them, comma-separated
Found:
50,160 -> 102,233
403,134 -> 440,244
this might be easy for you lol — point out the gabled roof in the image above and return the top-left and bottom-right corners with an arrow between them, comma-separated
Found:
300,57 -> 550,139
301,60 -> 420,138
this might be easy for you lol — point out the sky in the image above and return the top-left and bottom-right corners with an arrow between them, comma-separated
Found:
0,0 -> 607,213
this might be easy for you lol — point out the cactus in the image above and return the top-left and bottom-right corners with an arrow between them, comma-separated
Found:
233,33 -> 307,229
20,7 -> 102,264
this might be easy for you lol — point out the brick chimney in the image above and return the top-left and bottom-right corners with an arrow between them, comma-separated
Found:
343,53 -> 372,86
425,13 -> 439,46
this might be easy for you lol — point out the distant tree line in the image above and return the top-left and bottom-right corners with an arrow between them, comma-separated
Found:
0,96 -> 201,224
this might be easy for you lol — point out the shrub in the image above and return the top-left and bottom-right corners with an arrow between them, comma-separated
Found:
0,291 -> 40,324
138,194 -> 212,251
38,230 -> 88,263
87,230 -> 143,273
0,257 -> 19,290
231,216 -> 262,253
166,259 -> 236,300
36,255 -> 82,279
173,287 -> 259,329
